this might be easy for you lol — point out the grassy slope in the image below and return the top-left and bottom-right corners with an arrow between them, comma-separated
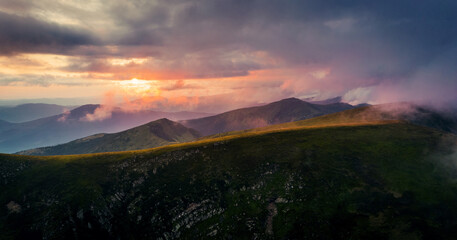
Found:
17,119 -> 201,156
203,106 -> 395,139
2,122 -> 457,239
205,103 -> 457,139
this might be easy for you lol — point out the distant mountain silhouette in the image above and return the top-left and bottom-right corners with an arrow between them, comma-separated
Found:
0,105 -> 211,153
181,97 -> 355,136
17,118 -> 200,156
0,103 -> 71,123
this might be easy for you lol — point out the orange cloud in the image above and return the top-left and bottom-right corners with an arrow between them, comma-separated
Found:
80,91 -> 116,122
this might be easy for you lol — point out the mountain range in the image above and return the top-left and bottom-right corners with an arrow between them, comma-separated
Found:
14,99 -> 457,156
0,105 -> 211,153
0,103 -> 71,123
180,97 -> 355,136
0,98 -> 356,153
12,98 -> 356,155
17,119 -> 200,156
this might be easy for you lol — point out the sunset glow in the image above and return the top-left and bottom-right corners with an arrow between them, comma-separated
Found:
116,78 -> 159,97
0,0 -> 455,110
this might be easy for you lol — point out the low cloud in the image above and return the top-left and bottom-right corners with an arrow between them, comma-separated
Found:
77,88 -> 267,121
431,135 -> 457,176
57,108 -> 71,122
80,92 -> 115,122
342,87 -> 375,105
80,105 -> 113,122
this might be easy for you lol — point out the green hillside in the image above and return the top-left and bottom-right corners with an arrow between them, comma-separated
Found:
17,118 -> 201,156
2,122 -> 457,239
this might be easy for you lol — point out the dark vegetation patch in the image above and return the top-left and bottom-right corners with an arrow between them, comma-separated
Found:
1,123 -> 457,239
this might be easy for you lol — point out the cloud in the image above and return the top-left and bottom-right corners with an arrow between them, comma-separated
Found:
0,73 -> 98,87
159,80 -> 203,91
342,87 -> 375,105
80,105 -> 113,122
2,0 -> 457,105
57,108 -> 71,122
0,11 -> 95,55
105,1 -> 457,102
80,92 -> 115,122
61,50 -> 263,80
77,84 -> 271,118
0,74 -> 57,86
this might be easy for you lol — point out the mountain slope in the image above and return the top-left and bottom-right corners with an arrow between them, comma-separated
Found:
0,105 -> 211,153
297,102 -> 457,133
0,119 -> 12,132
1,122 -> 457,239
208,102 -> 457,138
181,97 -> 354,136
0,103 -> 71,123
16,119 -> 201,156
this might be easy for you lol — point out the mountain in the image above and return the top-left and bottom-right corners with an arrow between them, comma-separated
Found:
181,97 -> 355,136
0,103 -> 71,123
304,96 -> 343,104
0,105 -> 212,153
2,120 -> 457,239
205,102 -> 457,140
0,119 -> 12,132
295,102 -> 457,134
17,119 -> 201,156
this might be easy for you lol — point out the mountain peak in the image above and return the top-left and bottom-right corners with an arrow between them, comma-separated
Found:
307,96 -> 343,105
70,104 -> 100,113
145,118 -> 177,128
67,104 -> 100,119
277,97 -> 303,103
154,118 -> 173,123
182,97 -> 354,136
268,98 -> 306,107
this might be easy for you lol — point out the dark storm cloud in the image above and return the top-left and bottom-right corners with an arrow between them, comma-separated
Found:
0,11 -> 95,55
104,0 -> 457,73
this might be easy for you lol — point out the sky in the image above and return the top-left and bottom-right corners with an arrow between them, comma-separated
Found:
0,0 -> 456,112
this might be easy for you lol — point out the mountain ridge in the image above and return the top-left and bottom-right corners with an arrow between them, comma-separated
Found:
205,102 -> 457,138
180,97 -> 354,136
16,118 -> 201,156
0,105 -> 211,153
0,103 -> 71,123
